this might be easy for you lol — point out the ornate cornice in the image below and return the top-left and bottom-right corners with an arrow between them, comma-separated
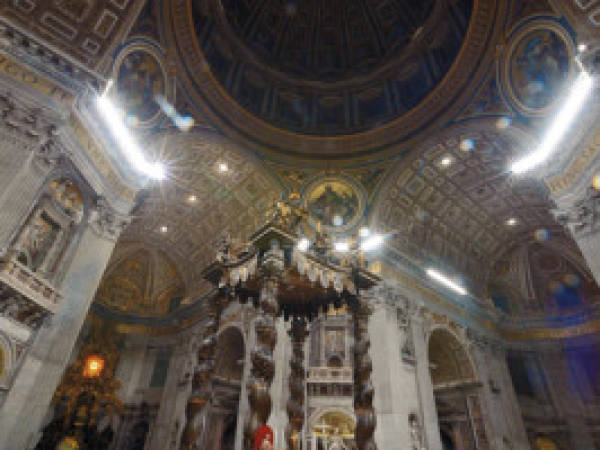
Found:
87,196 -> 131,242
553,187 -> 600,239
0,19 -> 99,94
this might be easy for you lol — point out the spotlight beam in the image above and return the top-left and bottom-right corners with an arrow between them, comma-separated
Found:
511,71 -> 594,174
426,268 -> 467,296
96,95 -> 165,180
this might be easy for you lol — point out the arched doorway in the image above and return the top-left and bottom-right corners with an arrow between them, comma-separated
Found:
428,328 -> 488,450
309,411 -> 355,450
206,326 -> 245,450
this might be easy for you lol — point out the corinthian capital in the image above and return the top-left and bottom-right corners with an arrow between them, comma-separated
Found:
554,187 -> 600,238
88,196 -> 131,241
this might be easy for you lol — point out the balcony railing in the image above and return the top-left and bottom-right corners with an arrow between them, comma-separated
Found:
0,258 -> 61,313
307,367 -> 353,384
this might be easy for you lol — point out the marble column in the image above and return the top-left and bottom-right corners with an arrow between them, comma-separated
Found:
268,316 -> 290,450
411,315 -> 443,450
234,314 -> 254,450
0,206 -> 125,449
368,301 -> 420,449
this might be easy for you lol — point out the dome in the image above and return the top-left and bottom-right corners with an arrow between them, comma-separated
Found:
220,0 -> 437,83
168,0 -> 489,161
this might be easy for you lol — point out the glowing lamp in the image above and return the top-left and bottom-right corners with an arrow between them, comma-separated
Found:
83,354 -> 105,378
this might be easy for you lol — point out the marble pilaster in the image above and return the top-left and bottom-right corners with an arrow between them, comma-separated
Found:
539,352 -> 596,450
470,341 -> 529,450
0,206 -> 125,449
368,301 -> 420,449
411,315 -> 443,450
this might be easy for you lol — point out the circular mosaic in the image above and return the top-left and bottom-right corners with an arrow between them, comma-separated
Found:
502,21 -> 574,116
113,45 -> 168,125
304,178 -> 365,232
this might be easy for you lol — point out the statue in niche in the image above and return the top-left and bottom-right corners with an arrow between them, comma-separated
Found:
328,428 -> 346,450
49,178 -> 84,223
17,212 -> 60,271
408,413 -> 424,450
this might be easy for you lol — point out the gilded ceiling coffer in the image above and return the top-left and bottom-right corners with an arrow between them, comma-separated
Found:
181,196 -> 381,449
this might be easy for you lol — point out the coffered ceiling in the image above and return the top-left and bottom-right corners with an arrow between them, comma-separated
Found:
117,129 -> 282,296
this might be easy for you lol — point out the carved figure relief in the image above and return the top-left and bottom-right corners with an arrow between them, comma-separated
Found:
12,177 -> 84,278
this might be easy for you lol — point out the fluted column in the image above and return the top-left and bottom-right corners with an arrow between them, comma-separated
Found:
181,295 -> 226,449
286,317 -> 308,450
244,278 -> 278,448
352,297 -> 377,450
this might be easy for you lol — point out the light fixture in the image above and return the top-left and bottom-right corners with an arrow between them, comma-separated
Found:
360,234 -> 384,251
506,217 -> 517,226
511,71 -> 594,174
334,241 -> 350,253
297,237 -> 309,252
188,194 -> 197,203
459,138 -> 475,152
160,225 -> 168,233
332,214 -> 344,226
218,162 -> 229,172
578,43 -> 587,53
359,227 -> 370,238
426,268 -> 467,296
83,354 -> 105,378
440,156 -> 453,167
96,95 -> 165,180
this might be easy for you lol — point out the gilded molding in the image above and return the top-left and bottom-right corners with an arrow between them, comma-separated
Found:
545,123 -> 600,195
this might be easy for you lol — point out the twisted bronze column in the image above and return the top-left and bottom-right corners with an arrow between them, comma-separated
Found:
244,278 -> 279,448
286,317 -> 308,450
353,298 -> 377,450
181,295 -> 226,449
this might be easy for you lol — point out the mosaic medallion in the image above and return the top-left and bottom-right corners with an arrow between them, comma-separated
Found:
501,21 -> 574,116
304,177 -> 365,232
112,43 -> 170,126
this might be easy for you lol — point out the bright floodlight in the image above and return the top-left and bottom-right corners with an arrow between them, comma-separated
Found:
359,227 -> 370,238
96,95 -> 165,180
511,71 -> 594,174
334,241 -> 350,253
297,237 -> 309,252
426,268 -> 467,296
360,234 -> 384,251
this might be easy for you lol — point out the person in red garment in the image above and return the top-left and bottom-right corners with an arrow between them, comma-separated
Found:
253,424 -> 274,450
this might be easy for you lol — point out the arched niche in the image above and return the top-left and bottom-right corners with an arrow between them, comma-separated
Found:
428,327 -> 488,450
308,409 -> 356,450
428,327 -> 476,387
534,436 -> 559,450
11,176 -> 86,282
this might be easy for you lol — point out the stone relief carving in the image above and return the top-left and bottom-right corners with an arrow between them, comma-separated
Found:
554,187 -> 600,238
0,93 -> 59,148
408,412 -> 425,450
88,196 -> 130,241
0,285 -> 48,329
